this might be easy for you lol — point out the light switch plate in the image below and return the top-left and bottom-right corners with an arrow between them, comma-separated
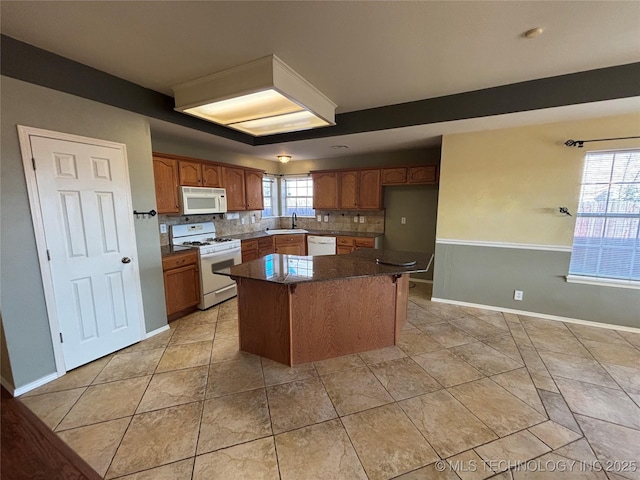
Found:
323,215 -> 329,222
317,215 -> 322,222
354,216 -> 359,223
359,216 -> 365,223
401,217 -> 406,224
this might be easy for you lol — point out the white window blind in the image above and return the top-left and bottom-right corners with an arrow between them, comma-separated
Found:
568,150 -> 640,282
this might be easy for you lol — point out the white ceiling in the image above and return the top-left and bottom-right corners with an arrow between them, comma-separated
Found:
2,1 -> 639,161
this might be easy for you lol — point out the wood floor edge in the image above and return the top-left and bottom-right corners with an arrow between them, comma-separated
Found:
1,386 -> 102,480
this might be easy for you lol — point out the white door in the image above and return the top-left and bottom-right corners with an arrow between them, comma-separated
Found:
27,132 -> 144,370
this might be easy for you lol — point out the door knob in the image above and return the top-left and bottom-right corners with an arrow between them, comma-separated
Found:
121,257 -> 132,264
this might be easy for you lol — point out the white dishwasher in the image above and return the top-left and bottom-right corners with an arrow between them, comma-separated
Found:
307,235 -> 336,256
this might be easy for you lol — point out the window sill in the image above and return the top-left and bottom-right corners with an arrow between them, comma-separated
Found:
566,275 -> 640,290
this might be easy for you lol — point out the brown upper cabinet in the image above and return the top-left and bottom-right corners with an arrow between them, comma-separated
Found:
339,169 -> 381,210
179,160 -> 222,187
153,156 -> 180,214
223,166 -> 246,211
313,169 -> 382,210
338,171 -> 358,209
312,171 -> 338,209
202,164 -> 222,187
153,152 -> 264,213
221,167 -> 263,211
358,169 -> 382,209
245,170 -> 264,211
381,165 -> 439,185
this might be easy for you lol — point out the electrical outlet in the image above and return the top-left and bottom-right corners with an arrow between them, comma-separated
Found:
251,216 -> 255,224
323,215 -> 329,222
354,216 -> 359,223
241,217 -> 246,225
317,215 -> 322,222
401,217 -> 406,225
359,216 -> 365,223
514,290 -> 524,301
159,223 -> 167,234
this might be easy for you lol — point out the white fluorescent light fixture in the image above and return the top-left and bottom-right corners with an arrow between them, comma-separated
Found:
172,55 -> 336,136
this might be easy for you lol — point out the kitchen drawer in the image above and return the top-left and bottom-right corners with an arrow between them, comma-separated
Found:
242,250 -> 260,262
162,250 -> 198,271
258,236 -> 274,248
274,234 -> 305,245
355,237 -> 375,248
241,239 -> 259,251
337,236 -> 355,246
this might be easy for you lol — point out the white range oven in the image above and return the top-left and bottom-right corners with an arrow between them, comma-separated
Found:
171,222 -> 242,309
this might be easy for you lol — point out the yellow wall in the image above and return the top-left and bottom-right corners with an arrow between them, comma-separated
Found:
437,113 -> 640,246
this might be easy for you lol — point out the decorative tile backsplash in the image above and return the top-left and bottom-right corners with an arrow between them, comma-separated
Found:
158,210 -> 385,245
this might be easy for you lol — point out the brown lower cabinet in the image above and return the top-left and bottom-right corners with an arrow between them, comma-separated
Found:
245,234 -> 375,260
162,250 -> 200,320
241,239 -> 260,262
258,236 -> 275,256
274,234 -> 305,255
336,236 -> 375,254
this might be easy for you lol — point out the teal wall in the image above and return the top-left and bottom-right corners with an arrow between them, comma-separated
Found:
433,243 -> 640,328
384,185 -> 438,281
1,76 -> 167,390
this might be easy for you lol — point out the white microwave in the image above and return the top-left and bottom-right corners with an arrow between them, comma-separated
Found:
180,186 -> 227,215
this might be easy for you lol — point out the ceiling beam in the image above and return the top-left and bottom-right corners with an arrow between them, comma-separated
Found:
2,34 -> 639,147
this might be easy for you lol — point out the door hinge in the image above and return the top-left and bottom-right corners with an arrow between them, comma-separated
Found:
32,158 -> 36,170
59,332 -> 63,343
46,250 -> 51,261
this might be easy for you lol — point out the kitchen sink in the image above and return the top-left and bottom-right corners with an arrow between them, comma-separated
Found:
265,229 -> 308,235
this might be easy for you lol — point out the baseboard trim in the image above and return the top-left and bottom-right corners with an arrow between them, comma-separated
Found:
409,278 -> 433,284
145,324 -> 170,339
430,297 -> 640,333
9,372 -> 60,397
4,326 -> 170,397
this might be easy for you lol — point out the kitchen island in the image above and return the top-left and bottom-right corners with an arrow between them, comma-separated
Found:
217,249 -> 432,366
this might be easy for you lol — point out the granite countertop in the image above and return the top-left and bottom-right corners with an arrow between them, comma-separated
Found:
230,230 -> 383,241
160,244 -> 197,257
216,249 -> 433,284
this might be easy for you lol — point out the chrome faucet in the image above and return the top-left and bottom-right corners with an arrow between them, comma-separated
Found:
291,212 -> 298,229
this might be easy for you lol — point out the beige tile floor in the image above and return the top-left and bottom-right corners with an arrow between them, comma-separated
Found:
20,283 -> 640,479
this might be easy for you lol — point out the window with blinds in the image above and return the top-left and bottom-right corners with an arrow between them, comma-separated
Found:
568,149 -> 640,284
282,176 -> 314,216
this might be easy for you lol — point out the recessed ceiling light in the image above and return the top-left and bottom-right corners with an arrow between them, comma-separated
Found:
330,144 -> 350,149
524,27 -> 544,39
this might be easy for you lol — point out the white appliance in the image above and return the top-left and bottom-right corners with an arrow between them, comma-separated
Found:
171,222 -> 241,309
180,186 -> 227,215
307,235 -> 336,256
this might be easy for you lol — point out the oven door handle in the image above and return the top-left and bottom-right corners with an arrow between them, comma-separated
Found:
199,248 -> 241,260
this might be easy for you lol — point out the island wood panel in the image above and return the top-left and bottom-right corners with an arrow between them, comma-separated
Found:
237,279 -> 292,365
290,275 -> 396,364
394,274 -> 409,341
